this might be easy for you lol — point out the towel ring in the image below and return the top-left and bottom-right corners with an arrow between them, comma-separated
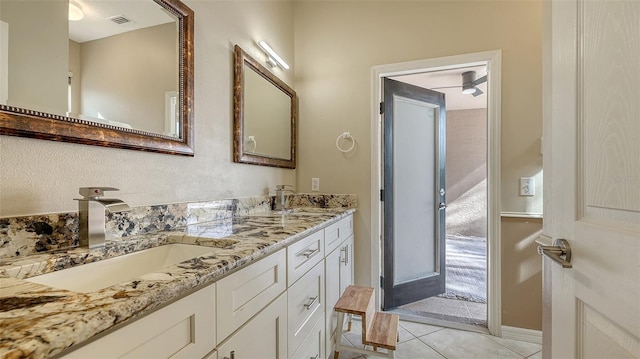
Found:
245,136 -> 257,152
336,132 -> 355,153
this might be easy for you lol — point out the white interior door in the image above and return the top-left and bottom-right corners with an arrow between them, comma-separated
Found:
543,0 -> 640,358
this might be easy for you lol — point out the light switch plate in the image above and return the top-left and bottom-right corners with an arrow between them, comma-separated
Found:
311,178 -> 320,192
520,177 -> 535,196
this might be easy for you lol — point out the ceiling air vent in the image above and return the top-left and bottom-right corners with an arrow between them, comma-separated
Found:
107,15 -> 133,25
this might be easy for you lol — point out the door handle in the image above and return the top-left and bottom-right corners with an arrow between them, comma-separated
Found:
537,238 -> 572,268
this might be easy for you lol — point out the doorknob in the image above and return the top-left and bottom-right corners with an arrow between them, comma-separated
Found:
537,238 -> 572,268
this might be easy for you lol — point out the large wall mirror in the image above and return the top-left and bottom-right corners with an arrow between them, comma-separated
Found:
0,0 -> 194,156
233,45 -> 297,168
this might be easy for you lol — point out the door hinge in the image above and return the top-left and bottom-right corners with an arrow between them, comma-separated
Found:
380,189 -> 384,201
379,102 -> 384,114
380,276 -> 384,288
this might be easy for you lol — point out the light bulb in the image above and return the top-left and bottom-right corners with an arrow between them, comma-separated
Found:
69,2 -> 84,21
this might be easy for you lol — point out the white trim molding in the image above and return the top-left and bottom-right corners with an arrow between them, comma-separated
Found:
370,49 -> 502,336
501,325 -> 543,345
501,211 -> 544,219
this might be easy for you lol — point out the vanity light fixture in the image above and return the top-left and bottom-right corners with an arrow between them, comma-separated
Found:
258,41 -> 289,70
69,1 -> 85,21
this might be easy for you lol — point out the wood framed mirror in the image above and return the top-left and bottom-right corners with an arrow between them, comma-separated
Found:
0,0 -> 194,156
233,45 -> 297,168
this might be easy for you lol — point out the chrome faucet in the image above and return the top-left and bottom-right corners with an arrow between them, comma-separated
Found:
75,187 -> 130,249
274,185 -> 295,211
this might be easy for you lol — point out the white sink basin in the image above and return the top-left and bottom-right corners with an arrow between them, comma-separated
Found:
25,244 -> 214,293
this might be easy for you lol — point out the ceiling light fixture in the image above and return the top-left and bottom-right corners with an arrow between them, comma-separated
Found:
69,1 -> 84,21
258,41 -> 289,70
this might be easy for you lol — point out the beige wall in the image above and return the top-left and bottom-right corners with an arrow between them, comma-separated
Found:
0,0 -> 68,114
501,216 -> 543,330
0,1 -> 295,217
446,109 -> 487,237
79,23 -> 177,133
294,0 -> 543,328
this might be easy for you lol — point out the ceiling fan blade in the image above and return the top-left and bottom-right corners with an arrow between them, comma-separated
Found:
472,88 -> 484,97
429,85 -> 460,90
471,75 -> 487,86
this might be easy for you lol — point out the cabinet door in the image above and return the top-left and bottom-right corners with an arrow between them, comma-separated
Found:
216,293 -> 287,359
324,235 -> 354,357
63,284 -> 216,359
339,235 -> 354,295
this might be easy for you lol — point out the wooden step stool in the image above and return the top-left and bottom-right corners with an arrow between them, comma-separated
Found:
333,285 -> 400,359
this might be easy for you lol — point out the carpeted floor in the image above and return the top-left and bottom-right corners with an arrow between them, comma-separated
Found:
439,235 -> 487,303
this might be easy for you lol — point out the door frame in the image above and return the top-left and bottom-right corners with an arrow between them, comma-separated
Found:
370,50 -> 502,336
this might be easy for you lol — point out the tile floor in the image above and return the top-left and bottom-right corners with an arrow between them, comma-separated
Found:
332,319 -> 542,359
396,297 -> 487,327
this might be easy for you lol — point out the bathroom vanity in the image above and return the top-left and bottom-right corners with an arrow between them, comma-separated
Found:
0,206 -> 354,359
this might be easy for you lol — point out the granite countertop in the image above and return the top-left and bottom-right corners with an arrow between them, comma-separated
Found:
0,208 -> 355,359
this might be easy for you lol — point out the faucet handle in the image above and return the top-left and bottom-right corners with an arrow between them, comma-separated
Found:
79,187 -> 119,199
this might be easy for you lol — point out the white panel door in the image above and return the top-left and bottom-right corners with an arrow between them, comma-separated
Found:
543,0 -> 640,358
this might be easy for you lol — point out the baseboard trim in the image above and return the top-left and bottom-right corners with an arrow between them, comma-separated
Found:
501,326 -> 542,344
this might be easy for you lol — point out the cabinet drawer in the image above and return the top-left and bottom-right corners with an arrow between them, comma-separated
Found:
288,260 -> 324,356
291,314 -> 325,359
287,230 -> 324,286
216,293 -> 288,359
217,249 -> 286,343
63,284 -> 216,359
324,215 -> 354,255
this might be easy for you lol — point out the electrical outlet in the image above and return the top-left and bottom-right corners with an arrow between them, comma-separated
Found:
520,177 -> 535,196
311,178 -> 320,192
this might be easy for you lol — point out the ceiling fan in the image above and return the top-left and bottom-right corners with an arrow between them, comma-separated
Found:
431,70 -> 487,97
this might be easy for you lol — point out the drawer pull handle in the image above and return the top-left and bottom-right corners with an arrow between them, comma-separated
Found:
304,295 -> 319,309
311,355 -> 319,359
340,246 -> 349,265
300,248 -> 320,258
224,350 -> 235,359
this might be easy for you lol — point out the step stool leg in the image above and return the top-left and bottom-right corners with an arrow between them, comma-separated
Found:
347,313 -> 353,332
334,312 -> 346,359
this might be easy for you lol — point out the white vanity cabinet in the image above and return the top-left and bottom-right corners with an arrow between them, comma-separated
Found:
324,216 -> 354,357
59,213 -> 354,359
62,284 -> 217,359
